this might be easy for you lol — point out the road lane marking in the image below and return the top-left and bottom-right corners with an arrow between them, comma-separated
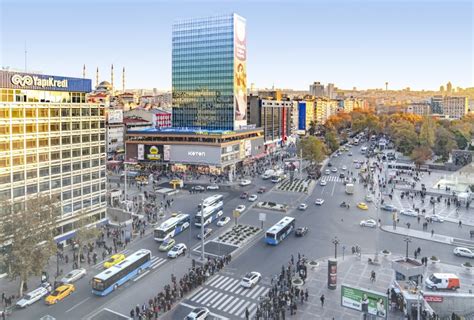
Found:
229,299 -> 246,315
65,297 -> 91,313
133,270 -> 150,281
216,294 -> 234,309
331,180 -> 337,196
236,300 -> 251,317
180,302 -> 229,320
200,291 -> 220,305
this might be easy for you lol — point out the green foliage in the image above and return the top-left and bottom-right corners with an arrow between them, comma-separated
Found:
433,126 -> 457,161
73,216 -> 101,268
419,116 -> 436,148
298,136 -> 327,165
325,130 -> 339,153
411,146 -> 432,168
308,121 -> 317,136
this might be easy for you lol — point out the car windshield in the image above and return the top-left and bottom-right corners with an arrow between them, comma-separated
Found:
171,247 -> 178,252
24,294 -> 32,300
51,289 -> 61,296
65,272 -> 74,278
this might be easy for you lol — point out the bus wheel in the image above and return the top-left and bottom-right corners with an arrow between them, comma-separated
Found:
137,268 -> 142,274
114,284 -> 119,291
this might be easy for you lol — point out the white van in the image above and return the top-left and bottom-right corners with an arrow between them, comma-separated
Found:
425,273 -> 460,291
16,287 -> 49,308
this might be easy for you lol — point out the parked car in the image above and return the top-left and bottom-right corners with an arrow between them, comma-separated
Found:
235,205 -> 246,213
167,243 -> 187,258
239,179 -> 252,186
357,202 -> 368,210
45,284 -> 75,305
185,307 -> 210,320
217,216 -> 231,227
428,215 -> 444,223
192,185 -> 205,192
325,169 -> 330,175
197,228 -> 213,240
298,203 -> 308,211
207,184 -> 219,190
159,238 -> 176,252
360,219 -> 377,228
425,273 -> 460,291
240,271 -> 261,288
295,227 -> 309,237
248,194 -> 258,202
453,247 -> 474,258
60,268 -> 86,284
365,194 -> 374,202
16,287 -> 50,308
104,254 -> 126,268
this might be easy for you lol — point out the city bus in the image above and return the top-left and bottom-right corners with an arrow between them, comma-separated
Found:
92,249 -> 152,296
265,216 -> 296,245
153,214 -> 191,242
197,194 -> 224,209
195,201 -> 224,227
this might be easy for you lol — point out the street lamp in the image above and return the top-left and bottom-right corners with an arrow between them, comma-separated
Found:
374,199 -> 381,263
332,237 -> 340,259
200,199 -> 205,262
403,236 -> 412,260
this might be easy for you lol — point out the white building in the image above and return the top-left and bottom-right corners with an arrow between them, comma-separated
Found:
309,82 -> 325,97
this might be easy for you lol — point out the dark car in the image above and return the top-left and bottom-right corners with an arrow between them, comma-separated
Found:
327,163 -> 332,167
339,173 -> 345,179
240,192 -> 249,199
295,227 -> 309,237
257,187 -> 266,194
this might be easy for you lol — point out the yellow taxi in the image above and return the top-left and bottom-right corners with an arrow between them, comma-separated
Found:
103,253 -> 126,269
357,202 -> 369,210
45,284 -> 75,305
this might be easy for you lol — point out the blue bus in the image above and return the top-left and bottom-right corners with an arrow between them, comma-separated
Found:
92,249 -> 152,296
265,217 -> 296,245
153,214 -> 191,242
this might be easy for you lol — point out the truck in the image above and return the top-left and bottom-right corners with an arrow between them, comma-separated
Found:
345,183 -> 354,195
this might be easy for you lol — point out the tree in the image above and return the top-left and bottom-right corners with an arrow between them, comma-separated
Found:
433,126 -> 457,161
389,120 -> 418,155
325,129 -> 339,153
419,116 -> 436,148
0,195 -> 59,297
298,136 -> 327,165
411,146 -> 432,168
308,120 -> 317,136
73,216 -> 101,268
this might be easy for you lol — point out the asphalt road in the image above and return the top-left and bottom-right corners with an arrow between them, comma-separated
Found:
13,143 -> 472,320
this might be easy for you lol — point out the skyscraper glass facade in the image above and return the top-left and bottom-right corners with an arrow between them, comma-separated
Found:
172,13 -> 247,130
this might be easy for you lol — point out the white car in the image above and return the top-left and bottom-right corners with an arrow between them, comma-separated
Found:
348,152 -> 353,156
355,163 -> 361,169
298,203 -> 308,211
248,194 -> 258,202
240,179 -> 252,186
315,198 -> 325,205
319,180 -> 327,186
400,209 -> 418,217
453,247 -> 474,258
217,216 -> 231,226
360,219 -> 377,228
365,194 -> 374,202
353,159 -> 359,163
331,168 -> 338,172
60,268 -> 86,284
168,243 -> 187,258
235,205 -> 246,213
325,169 -> 330,175
341,166 -> 347,171
185,307 -> 210,320
207,184 -> 219,190
240,271 -> 261,288
16,286 -> 50,308
429,215 -> 444,223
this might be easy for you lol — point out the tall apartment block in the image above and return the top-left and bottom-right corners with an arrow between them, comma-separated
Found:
0,71 -> 107,249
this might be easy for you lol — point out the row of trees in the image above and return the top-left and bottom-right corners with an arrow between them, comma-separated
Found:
0,195 -> 100,296
301,109 -> 474,167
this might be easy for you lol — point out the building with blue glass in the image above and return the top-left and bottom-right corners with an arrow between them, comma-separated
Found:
172,13 -> 248,130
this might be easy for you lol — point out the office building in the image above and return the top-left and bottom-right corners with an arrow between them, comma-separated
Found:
442,96 -> 469,119
406,102 -> 431,116
326,83 -> 335,99
0,70 -> 107,245
172,13 -> 248,130
430,96 -> 443,114
106,109 -> 124,154
309,82 -> 324,97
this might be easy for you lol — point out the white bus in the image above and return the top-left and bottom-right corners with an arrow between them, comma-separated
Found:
265,217 -> 296,245
195,201 -> 224,227
153,214 -> 191,242
197,194 -> 224,209
92,249 -> 152,296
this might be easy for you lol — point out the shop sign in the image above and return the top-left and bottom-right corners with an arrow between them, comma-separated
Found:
145,145 -> 162,161
163,145 -> 170,161
11,74 -> 68,88
341,285 -> 388,319
423,296 -> 443,302
188,151 -> 206,157
137,144 -> 144,160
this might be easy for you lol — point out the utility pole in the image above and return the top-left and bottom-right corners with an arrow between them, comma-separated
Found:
374,199 -> 381,263
404,236 -> 411,260
200,199 -> 205,262
332,237 -> 340,259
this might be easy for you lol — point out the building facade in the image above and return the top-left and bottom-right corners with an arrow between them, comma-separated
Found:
0,70 -> 107,244
172,13 -> 248,130
309,82 -> 324,97
442,96 -> 469,119
125,108 -> 171,129
106,109 -> 124,154
406,102 -> 431,116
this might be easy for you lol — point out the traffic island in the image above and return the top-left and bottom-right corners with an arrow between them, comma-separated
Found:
277,178 -> 313,193
255,201 -> 289,212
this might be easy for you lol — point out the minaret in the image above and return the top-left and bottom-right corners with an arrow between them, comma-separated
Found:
385,82 -> 388,91
95,67 -> 99,88
122,67 -> 125,93
82,64 -> 86,78
111,64 -> 114,95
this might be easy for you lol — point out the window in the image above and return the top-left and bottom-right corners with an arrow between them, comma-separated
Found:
62,177 -> 71,187
0,174 -> 11,184
50,108 -> 60,117
72,108 -> 80,117
73,175 -> 81,184
91,146 -> 99,154
82,148 -> 90,156
62,191 -> 72,200
12,172 -> 24,182
72,162 -> 81,171
73,188 -> 81,197
26,139 -> 36,148
50,123 -> 60,132
91,122 -> 99,129
38,109 -> 48,117
62,164 -> 71,173
62,136 -> 71,145
11,108 -> 24,118
83,186 -> 91,195
26,154 -> 37,164
91,172 -> 99,180
38,138 -> 48,147
26,170 -> 37,179
72,149 -> 81,157
83,199 -> 91,208
0,126 -> 10,135
82,160 -> 90,169
39,167 -> 49,177
92,184 -> 99,193
0,141 -> 9,152
51,165 -> 61,175
72,122 -> 80,130
51,179 -> 61,189
38,123 -> 48,133
12,124 -> 24,134
0,108 -> 10,118
61,108 -> 70,117
51,137 -> 60,146
39,181 -> 49,192
83,173 -> 90,182
61,123 -> 70,131
72,135 -> 80,144
26,124 -> 36,133
91,159 -> 100,167
13,187 -> 25,198
12,140 -> 23,149
38,153 -> 49,162
27,184 -> 37,194
82,122 -> 90,130
81,108 -> 90,116
63,204 -> 72,214
51,151 -> 60,161
12,156 -> 24,166
62,150 -> 71,159
73,201 -> 81,211
82,135 -> 90,143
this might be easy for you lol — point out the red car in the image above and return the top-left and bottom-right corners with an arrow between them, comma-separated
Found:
258,187 -> 266,194
240,192 -> 249,199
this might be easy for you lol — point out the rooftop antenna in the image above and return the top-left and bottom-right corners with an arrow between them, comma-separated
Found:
24,41 -> 27,72
83,64 -> 86,78
96,67 -> 99,88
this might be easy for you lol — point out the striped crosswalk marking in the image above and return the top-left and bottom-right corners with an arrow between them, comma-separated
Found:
236,301 -> 252,317
215,294 -> 234,309
211,275 -> 228,288
221,279 -> 239,291
214,276 -> 234,289
209,292 -> 229,307
251,286 -> 268,299
200,291 -> 220,305
190,288 -> 211,303
207,275 -> 224,286
222,297 -> 240,313
248,303 -> 257,318
228,282 -> 242,293
229,299 -> 246,315
243,284 -> 260,297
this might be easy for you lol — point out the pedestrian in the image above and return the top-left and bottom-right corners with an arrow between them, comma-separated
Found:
459,220 -> 462,228
245,307 -> 249,320
130,309 -> 135,319
305,288 -> 309,301
320,294 -> 325,307
431,229 -> 434,237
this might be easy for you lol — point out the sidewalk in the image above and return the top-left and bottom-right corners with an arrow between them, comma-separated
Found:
295,254 -> 404,320
380,225 -> 454,245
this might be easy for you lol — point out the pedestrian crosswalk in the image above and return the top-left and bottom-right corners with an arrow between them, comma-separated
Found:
184,274 -> 270,319
319,175 -> 342,183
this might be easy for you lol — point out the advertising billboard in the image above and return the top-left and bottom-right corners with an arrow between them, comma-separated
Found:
341,285 -> 388,319
0,70 -> 92,92
233,14 -> 247,129
163,145 -> 170,161
137,144 -> 144,160
170,145 -> 221,165
250,137 -> 264,156
108,109 -> 123,124
144,145 -> 163,161
298,102 -> 306,131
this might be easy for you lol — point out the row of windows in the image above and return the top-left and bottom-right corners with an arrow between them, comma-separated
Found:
172,60 -> 235,68
172,30 -> 233,40
172,67 -> 234,74
0,121 -> 105,135
0,106 -> 103,118
0,149 -> 105,167
172,39 -> 233,49
0,134 -> 105,151
172,47 -> 233,56
62,198 -> 105,215
0,181 -> 106,200
173,52 -> 233,61
172,76 -> 233,83
0,90 -> 87,104
0,166 -> 105,185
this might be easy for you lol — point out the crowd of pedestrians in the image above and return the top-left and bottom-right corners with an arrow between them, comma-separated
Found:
129,255 -> 232,320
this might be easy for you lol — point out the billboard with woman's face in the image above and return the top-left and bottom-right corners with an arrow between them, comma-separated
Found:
234,14 -> 247,129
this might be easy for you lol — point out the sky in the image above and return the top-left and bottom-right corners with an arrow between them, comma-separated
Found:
1,0 -> 473,91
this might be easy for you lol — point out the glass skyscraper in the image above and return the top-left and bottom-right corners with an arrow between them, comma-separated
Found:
172,13 -> 247,131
